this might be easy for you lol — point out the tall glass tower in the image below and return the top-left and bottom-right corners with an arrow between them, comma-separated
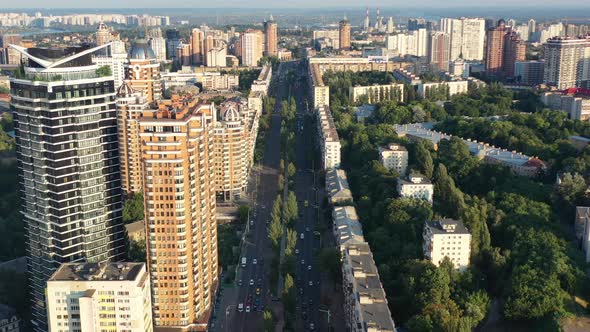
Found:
9,44 -> 126,331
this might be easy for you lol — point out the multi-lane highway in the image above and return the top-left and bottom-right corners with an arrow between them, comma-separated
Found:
214,62 -> 287,332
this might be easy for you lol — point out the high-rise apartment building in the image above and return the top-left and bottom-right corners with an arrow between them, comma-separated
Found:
485,20 -> 526,79
440,17 -> 485,61
408,18 -> 426,31
339,18 -> 351,51
126,39 -> 161,102
386,17 -> 395,34
543,36 -> 590,89
96,22 -> 111,46
46,262 -> 153,332
191,28 -> 204,65
0,34 -> 23,65
148,28 -> 167,62
165,29 -> 181,62
139,95 -> 218,330
264,15 -> 278,57
240,29 -> 264,66
428,31 -> 451,71
116,83 -> 151,194
9,44 -> 126,331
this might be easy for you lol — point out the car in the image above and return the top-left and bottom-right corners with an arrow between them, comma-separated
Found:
256,288 -> 261,295
295,249 -> 299,255
305,227 -> 310,232
307,265 -> 312,271
249,279 -> 254,286
250,220 -> 254,226
301,259 -> 305,265
300,233 -> 304,240
309,323 -> 315,330
253,259 -> 257,265
259,257 -> 264,265
302,311 -> 308,320
304,200 -> 309,207
255,298 -> 260,305
245,305 -> 251,313
238,303 -> 244,312
308,299 -> 313,305
238,280 -> 243,286
309,281 -> 313,286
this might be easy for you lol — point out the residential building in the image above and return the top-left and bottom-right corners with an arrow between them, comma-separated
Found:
485,20 -> 526,79
126,39 -> 161,102
308,63 -> 330,109
541,89 -> 590,121
397,174 -> 434,204
139,96 -> 218,330
428,31 -> 450,72
165,28 -> 181,61
148,28 -> 167,62
440,17 -> 486,61
177,43 -> 192,67
333,206 -> 364,252
417,80 -> 469,99
316,106 -> 341,170
514,60 -> 545,86
325,169 -> 353,205
206,45 -> 227,67
9,44 -> 126,331
0,305 -> 20,332
46,262 -> 153,332
264,15 -> 278,56
312,30 -> 340,50
125,220 -> 146,243
250,65 -> 272,96
386,17 -> 395,34
393,68 -> 422,85
191,28 -> 204,65
96,22 -> 112,46
161,71 -> 239,91
543,36 -> 590,89
379,143 -> 408,175
241,30 -> 264,66
339,18 -> 351,50
395,123 -> 546,177
116,83 -> 151,194
349,83 -> 404,104
0,34 -> 23,65
341,242 -> 396,332
423,219 -> 472,270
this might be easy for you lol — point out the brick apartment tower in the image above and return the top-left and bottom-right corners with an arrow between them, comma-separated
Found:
339,18 -> 351,50
139,96 -> 218,331
485,20 -> 526,79
264,15 -> 278,56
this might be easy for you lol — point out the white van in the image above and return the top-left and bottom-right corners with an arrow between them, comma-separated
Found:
238,303 -> 244,312
300,233 -> 304,240
241,257 -> 247,267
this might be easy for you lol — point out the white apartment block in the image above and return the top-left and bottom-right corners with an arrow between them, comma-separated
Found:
349,83 -> 404,104
416,80 -> 469,99
316,106 -> 341,170
309,63 -> 330,109
241,31 -> 263,67
440,17 -> 486,61
341,242 -> 396,332
397,174 -> 434,204
544,36 -> 590,89
160,71 -> 239,91
541,91 -> 590,121
250,64 -> 272,96
379,143 -> 408,175
313,30 -> 341,49
46,262 -> 153,332
423,219 -> 472,270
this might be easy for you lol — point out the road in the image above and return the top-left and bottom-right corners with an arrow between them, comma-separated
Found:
289,61 -> 324,331
214,62 -> 286,332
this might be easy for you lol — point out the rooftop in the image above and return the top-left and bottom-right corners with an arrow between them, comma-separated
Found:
325,169 -> 353,201
425,218 -> 470,235
333,206 -> 364,246
49,262 -> 145,282
399,173 -> 431,185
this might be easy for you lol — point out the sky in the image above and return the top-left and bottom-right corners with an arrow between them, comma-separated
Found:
3,0 -> 589,9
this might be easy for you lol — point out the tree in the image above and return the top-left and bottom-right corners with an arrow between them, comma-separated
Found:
317,247 -> 342,285
287,162 -> 296,179
238,205 -> 250,224
553,172 -> 586,214
413,140 -> 434,178
271,195 -> 282,222
285,228 -> 297,256
128,239 -> 146,262
284,191 -> 298,224
268,217 -> 283,249
263,310 -> 275,332
123,193 -> 144,224
433,164 -> 465,219
95,65 -> 112,77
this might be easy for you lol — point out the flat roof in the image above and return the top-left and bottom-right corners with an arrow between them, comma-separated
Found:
49,262 -> 144,282
425,218 -> 470,235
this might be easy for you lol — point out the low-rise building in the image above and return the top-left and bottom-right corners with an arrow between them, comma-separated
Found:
379,143 -> 408,175
333,206 -> 364,251
125,220 -> 146,242
325,169 -> 353,204
0,304 -> 20,332
316,106 -> 341,170
395,123 -> 546,177
309,63 -> 330,109
341,242 -> 396,332
250,64 -> 272,96
416,80 -> 469,99
397,174 -> 434,204
161,71 -> 239,91
46,262 -> 153,332
423,219 -> 472,270
541,89 -> 590,121
349,83 -> 404,104
393,68 -> 422,85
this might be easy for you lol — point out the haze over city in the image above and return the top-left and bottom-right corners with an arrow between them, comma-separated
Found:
0,2 -> 590,332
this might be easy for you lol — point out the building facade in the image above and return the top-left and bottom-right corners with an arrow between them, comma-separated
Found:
316,106 -> 341,170
485,20 -> 526,79
9,44 -> 126,331
240,30 -> 264,67
264,16 -> 278,57
126,40 -> 161,102
397,174 -> 434,204
423,219 -> 472,270
139,97 -> 218,330
543,36 -> 590,89
46,262 -> 153,332
440,17 -> 486,61
514,60 -> 545,86
379,143 -> 408,175
339,19 -> 351,51
428,31 -> 451,72
349,83 -> 404,104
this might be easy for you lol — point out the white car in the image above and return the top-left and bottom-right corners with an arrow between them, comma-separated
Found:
309,281 -> 313,286
301,259 -> 305,265
238,303 -> 244,312
307,265 -> 312,271
245,305 -> 251,313
295,249 -> 299,255
253,259 -> 257,265
249,279 -> 254,286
